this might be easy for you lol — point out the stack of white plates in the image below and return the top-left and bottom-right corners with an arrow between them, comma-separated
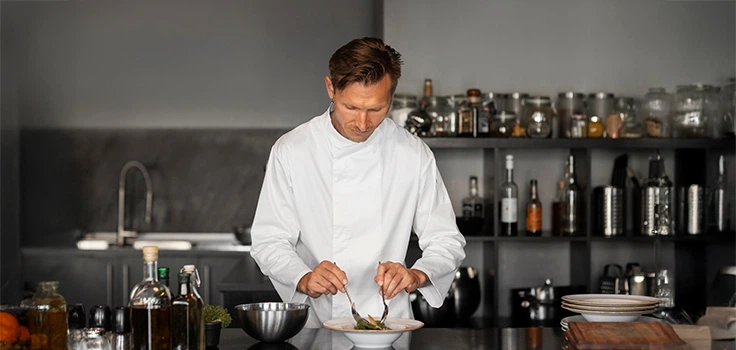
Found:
561,294 -> 660,323
560,315 -> 663,332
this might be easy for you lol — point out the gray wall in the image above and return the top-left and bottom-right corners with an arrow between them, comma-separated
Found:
4,0 -> 379,128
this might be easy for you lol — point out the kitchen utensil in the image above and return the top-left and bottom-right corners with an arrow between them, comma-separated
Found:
610,154 -> 628,188
378,262 -> 388,324
566,322 -> 686,348
599,264 -> 625,294
410,292 -> 455,328
235,302 -> 309,343
511,280 -> 585,325
450,266 -> 481,320
687,184 -> 704,235
592,186 -> 624,236
641,153 -> 674,236
344,286 -> 375,329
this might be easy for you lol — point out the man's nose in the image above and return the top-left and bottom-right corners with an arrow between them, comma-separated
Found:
356,112 -> 369,131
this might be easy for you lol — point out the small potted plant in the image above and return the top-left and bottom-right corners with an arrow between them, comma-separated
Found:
204,305 -> 232,347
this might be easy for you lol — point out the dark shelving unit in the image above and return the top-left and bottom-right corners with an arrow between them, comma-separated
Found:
418,136 -> 736,324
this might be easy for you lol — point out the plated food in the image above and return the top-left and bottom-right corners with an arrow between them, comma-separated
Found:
354,315 -> 390,330
323,317 -> 423,348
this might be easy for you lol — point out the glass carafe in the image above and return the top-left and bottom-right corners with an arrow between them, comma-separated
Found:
129,246 -> 172,350
28,281 -> 68,350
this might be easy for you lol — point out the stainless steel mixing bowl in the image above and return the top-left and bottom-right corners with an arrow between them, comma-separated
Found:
235,302 -> 309,343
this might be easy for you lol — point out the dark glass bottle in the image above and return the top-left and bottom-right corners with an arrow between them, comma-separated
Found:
499,155 -> 519,236
172,273 -> 205,350
526,179 -> 542,236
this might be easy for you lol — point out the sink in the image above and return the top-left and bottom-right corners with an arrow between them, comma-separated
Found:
76,232 -> 250,251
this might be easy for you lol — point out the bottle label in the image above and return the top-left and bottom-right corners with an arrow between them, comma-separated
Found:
474,203 -> 483,218
462,203 -> 473,218
501,198 -> 518,223
462,203 -> 484,218
527,207 -> 542,231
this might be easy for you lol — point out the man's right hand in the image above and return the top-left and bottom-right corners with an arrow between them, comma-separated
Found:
297,260 -> 348,298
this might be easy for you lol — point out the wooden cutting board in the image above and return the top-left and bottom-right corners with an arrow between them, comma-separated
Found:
566,322 -> 687,350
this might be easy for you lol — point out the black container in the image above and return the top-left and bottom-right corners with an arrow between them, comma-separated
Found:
410,292 -> 455,328
511,284 -> 585,327
450,266 -> 481,320
88,305 -> 112,332
206,321 -> 222,347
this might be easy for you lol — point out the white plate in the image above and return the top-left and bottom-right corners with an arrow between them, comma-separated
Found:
562,304 -> 656,315
322,317 -> 424,349
561,301 -> 656,312
562,294 -> 659,307
561,315 -> 663,327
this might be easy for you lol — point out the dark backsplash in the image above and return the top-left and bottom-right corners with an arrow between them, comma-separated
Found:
20,128 -> 287,246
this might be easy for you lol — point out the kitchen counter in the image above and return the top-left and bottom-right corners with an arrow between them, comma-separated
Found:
215,327 -> 735,350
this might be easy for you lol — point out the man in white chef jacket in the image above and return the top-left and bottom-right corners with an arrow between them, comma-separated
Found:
251,37 -> 466,328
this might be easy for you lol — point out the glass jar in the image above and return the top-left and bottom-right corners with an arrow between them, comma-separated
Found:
721,78 -> 736,137
484,92 -> 505,117
28,281 -> 69,350
447,94 -> 466,137
506,92 -> 529,137
490,111 -> 517,138
523,96 -> 552,138
585,93 -> 616,138
556,92 -> 586,138
617,98 -> 643,138
389,94 -> 417,128
426,96 -> 451,137
588,116 -> 604,138
673,84 -> 719,138
642,87 -> 673,138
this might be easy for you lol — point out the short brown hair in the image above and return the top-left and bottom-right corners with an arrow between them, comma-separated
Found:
328,37 -> 403,93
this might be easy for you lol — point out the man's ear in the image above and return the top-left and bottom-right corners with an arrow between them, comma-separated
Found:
325,76 -> 335,101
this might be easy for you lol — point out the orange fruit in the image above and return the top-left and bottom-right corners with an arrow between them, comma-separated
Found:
0,312 -> 19,343
17,326 -> 29,341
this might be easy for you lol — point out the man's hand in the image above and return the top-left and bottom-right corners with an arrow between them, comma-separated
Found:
297,260 -> 348,298
374,261 -> 429,299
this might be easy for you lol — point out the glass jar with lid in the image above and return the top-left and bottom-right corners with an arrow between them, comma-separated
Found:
426,96 -> 451,137
585,93 -> 616,138
616,97 -> 643,138
447,94 -> 466,137
506,92 -> 530,137
721,78 -> 735,137
642,88 -> 673,138
523,96 -> 553,138
556,92 -> 586,138
390,94 -> 417,128
484,92 -> 505,117
490,111 -> 517,138
673,84 -> 719,138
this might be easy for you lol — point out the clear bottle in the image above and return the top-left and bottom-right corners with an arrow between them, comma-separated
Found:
552,180 -> 565,236
172,273 -> 205,350
462,176 -> 484,219
129,246 -> 172,350
562,155 -> 582,236
643,87 -> 673,138
524,96 -> 552,138
499,155 -> 519,236
526,179 -> 543,236
28,281 -> 68,350
617,98 -> 643,138
111,307 -> 132,350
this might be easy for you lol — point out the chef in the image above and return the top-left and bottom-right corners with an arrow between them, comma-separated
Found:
250,37 -> 466,328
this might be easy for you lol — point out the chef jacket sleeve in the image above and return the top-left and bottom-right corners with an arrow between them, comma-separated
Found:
250,142 -> 312,304
410,145 -> 467,308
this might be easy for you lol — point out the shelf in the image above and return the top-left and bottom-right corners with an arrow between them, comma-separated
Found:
461,233 -> 735,243
463,235 -> 587,242
422,137 -> 734,149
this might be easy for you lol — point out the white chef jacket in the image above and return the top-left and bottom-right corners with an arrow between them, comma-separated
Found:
250,104 -> 466,328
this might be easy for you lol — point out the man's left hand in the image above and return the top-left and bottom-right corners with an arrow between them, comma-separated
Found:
374,261 -> 429,299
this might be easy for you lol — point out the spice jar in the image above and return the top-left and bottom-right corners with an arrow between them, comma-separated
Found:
721,78 -> 736,137
426,96 -> 451,137
588,116 -> 604,138
523,96 -> 553,138
390,94 -> 417,128
28,281 -> 69,350
617,98 -> 643,138
506,92 -> 529,137
447,94 -> 466,137
585,93 -> 616,138
673,84 -> 719,138
484,92 -> 504,117
642,87 -> 672,138
490,111 -> 517,138
556,92 -> 586,138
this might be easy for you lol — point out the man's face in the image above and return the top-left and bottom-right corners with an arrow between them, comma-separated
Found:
325,74 -> 393,143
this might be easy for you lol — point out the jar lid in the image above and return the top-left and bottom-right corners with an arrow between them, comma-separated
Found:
523,96 -> 551,105
494,111 -> 516,121
558,92 -> 585,99
467,89 -> 481,97
509,92 -> 529,100
589,92 -> 615,99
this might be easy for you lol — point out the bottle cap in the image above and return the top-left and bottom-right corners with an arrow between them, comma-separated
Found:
67,304 -> 86,330
88,305 -> 111,332
112,307 -> 131,334
178,272 -> 191,284
158,267 -> 169,279
142,246 -> 158,262
505,155 -> 514,170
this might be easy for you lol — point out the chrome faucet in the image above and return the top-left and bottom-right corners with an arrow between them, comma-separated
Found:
117,160 -> 153,246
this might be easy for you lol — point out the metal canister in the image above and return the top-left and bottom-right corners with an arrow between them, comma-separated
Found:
593,186 -> 624,236
640,155 -> 673,236
687,184 -> 704,234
